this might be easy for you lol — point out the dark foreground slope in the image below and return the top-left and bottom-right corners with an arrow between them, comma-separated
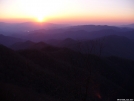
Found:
0,44 -> 134,101
0,44 -> 85,101
0,44 -> 60,101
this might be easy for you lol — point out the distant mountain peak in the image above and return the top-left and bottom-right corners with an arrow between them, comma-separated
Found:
121,23 -> 134,28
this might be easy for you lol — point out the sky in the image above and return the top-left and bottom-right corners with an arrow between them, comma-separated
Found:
0,0 -> 134,25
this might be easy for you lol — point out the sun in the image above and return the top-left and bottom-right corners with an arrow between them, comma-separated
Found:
37,16 -> 44,22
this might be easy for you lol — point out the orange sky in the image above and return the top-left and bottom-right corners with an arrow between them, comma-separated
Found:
0,0 -> 134,25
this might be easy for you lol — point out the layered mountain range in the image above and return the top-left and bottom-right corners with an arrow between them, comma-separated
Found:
0,23 -> 134,101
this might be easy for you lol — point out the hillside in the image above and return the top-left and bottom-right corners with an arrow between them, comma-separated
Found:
11,41 -> 51,50
0,44 -> 85,101
46,35 -> 134,60
0,43 -> 134,101
0,34 -> 23,47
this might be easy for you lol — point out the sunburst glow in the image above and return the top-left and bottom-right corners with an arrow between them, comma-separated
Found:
37,16 -> 44,22
0,0 -> 134,24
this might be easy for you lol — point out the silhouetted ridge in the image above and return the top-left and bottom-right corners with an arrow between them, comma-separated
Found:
47,35 -> 134,60
0,34 -> 23,47
69,25 -> 120,32
11,41 -> 50,50
11,40 -> 35,50
122,23 -> 134,28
